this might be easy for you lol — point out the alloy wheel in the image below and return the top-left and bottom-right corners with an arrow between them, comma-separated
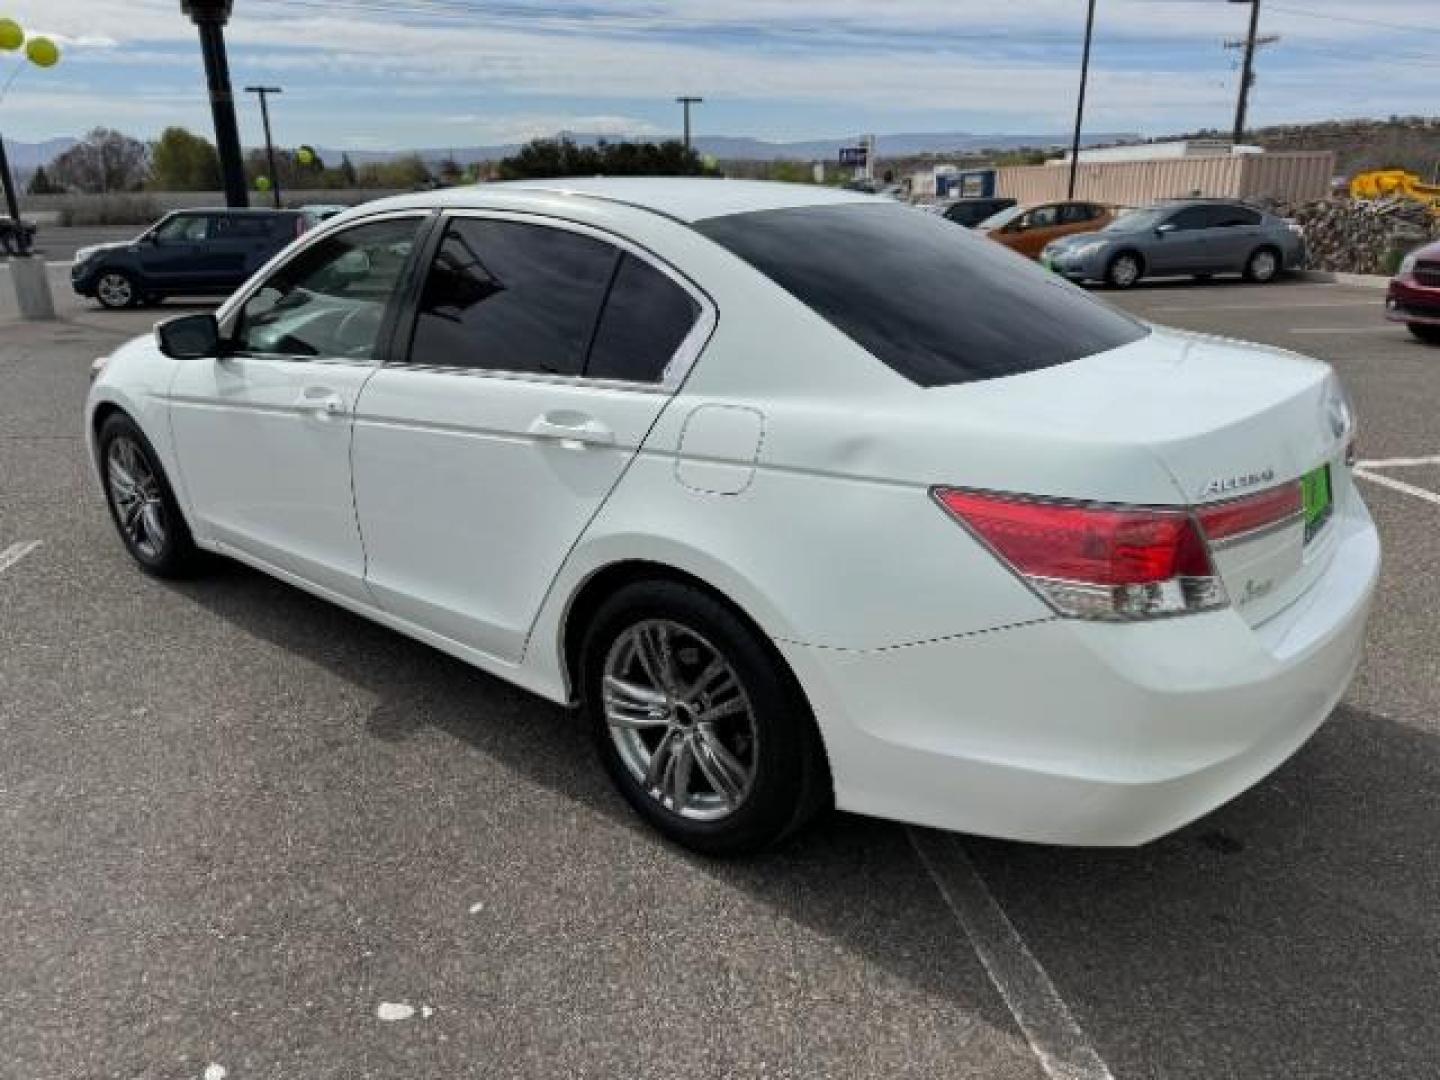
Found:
97,273 -> 134,309
1111,255 -> 1140,288
603,619 -> 758,821
1251,250 -> 1278,282
106,436 -> 168,560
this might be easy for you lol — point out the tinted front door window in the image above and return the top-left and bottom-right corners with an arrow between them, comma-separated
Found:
409,219 -> 618,376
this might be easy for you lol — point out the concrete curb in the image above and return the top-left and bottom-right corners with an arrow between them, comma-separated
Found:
1294,270 -> 1392,290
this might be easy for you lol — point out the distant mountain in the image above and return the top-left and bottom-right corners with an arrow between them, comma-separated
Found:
1,129 -> 1140,174
2,136 -> 78,170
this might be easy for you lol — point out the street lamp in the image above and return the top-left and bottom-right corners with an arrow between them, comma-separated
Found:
182,1 -> 247,207
676,96 -> 703,152
245,85 -> 283,208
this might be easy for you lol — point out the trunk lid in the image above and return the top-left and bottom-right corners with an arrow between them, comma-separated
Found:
911,327 -> 1353,625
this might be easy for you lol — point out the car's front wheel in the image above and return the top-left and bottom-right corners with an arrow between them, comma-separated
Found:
97,412 -> 203,577
1409,322 -> 1440,345
95,271 -> 140,310
1105,251 -> 1144,289
579,579 -> 828,855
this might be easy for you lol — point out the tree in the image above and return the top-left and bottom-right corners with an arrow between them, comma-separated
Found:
49,128 -> 149,193
355,153 -> 432,189
497,137 -> 714,180
149,127 -> 221,191
339,153 -> 357,187
26,164 -> 62,194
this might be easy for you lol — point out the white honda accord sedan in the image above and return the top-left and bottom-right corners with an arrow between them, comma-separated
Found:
86,178 -> 1380,854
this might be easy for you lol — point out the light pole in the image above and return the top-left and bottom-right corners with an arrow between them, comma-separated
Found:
245,85 -> 283,207
1068,0 -> 1097,200
182,1 -> 247,207
676,96 -> 703,151
1229,0 -> 1262,145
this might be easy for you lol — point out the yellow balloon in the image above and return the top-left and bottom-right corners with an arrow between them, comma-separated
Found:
25,35 -> 60,68
0,18 -> 23,51
296,146 -> 315,166
255,175 -> 272,191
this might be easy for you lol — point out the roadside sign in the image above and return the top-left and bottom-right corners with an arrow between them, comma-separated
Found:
838,146 -> 868,167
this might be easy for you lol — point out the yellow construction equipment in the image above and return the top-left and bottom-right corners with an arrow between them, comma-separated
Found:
1349,169 -> 1440,214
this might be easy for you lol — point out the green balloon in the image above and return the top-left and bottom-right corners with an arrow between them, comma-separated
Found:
25,35 -> 59,68
0,18 -> 23,52
255,176 -> 272,192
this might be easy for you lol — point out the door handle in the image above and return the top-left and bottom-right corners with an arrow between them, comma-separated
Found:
295,388 -> 346,417
528,413 -> 615,449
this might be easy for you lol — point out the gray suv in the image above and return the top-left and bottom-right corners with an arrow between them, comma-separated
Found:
1041,199 -> 1306,289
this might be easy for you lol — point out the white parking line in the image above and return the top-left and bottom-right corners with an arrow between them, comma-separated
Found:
1354,469 -> 1440,507
1151,301 -> 1380,313
0,540 -> 42,574
908,828 -> 1114,1080
1358,455 -> 1440,470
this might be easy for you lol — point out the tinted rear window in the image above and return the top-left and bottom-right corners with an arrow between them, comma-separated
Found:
695,203 -> 1148,388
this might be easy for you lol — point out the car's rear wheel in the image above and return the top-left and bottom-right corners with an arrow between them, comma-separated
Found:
1105,251 -> 1143,289
579,579 -> 828,855
97,412 -> 203,578
95,271 -> 140,310
1408,322 -> 1440,345
1244,246 -> 1282,284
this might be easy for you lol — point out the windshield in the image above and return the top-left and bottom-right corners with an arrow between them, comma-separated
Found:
1104,208 -> 1168,233
696,203 -> 1149,388
977,205 -> 1025,231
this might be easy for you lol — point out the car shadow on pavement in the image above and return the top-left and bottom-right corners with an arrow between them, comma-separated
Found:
167,560 -> 1438,1078
164,559 -> 1025,1038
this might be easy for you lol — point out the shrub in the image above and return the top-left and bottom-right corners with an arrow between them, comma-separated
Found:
56,194 -> 164,227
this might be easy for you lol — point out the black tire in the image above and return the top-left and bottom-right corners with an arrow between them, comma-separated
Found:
94,270 -> 140,310
1407,323 -> 1440,345
579,579 -> 829,855
1105,251 -> 1144,289
1244,246 -> 1282,284
96,412 -> 204,578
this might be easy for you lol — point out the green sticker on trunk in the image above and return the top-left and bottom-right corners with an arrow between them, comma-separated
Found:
1302,464 -> 1333,540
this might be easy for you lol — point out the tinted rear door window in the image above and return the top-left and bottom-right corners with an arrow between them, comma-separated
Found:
409,219 -> 617,376
586,254 -> 700,383
696,203 -> 1148,388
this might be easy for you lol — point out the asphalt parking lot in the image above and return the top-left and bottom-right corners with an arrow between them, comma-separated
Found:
2,261 -> 1437,1079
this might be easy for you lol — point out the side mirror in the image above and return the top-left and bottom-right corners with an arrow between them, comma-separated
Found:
156,311 -> 220,359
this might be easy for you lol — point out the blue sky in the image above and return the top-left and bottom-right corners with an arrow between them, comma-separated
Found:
3,1 -> 1438,149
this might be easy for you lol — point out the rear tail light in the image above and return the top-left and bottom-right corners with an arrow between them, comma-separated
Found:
935,484 -> 1308,620
934,488 -> 1224,620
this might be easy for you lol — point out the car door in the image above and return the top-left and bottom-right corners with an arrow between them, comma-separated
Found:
1207,204 -> 1263,272
351,212 -> 711,663
136,212 -> 210,286
167,213 -> 428,603
1054,202 -> 1102,243
1011,204 -> 1061,258
1147,205 -> 1213,274
205,214 -> 287,290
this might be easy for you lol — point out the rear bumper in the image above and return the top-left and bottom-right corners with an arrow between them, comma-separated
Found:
1386,278 -> 1440,324
783,488 -> 1380,846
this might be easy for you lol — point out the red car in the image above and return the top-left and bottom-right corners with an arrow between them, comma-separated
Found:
1387,239 -> 1440,344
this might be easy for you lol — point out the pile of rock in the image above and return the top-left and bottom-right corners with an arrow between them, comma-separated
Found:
1270,197 -> 1437,275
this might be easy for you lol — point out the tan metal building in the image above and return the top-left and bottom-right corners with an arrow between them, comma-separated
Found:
997,151 -> 1334,208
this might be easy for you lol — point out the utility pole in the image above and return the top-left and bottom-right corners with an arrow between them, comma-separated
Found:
245,85 -> 283,207
1068,0 -> 1097,200
182,1 -> 247,207
676,96 -> 703,151
1229,0 -> 1262,145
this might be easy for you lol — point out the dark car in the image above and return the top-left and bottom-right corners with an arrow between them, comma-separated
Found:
926,196 -> 1017,229
1386,240 -> 1440,344
72,208 -> 306,309
1041,199 -> 1307,289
